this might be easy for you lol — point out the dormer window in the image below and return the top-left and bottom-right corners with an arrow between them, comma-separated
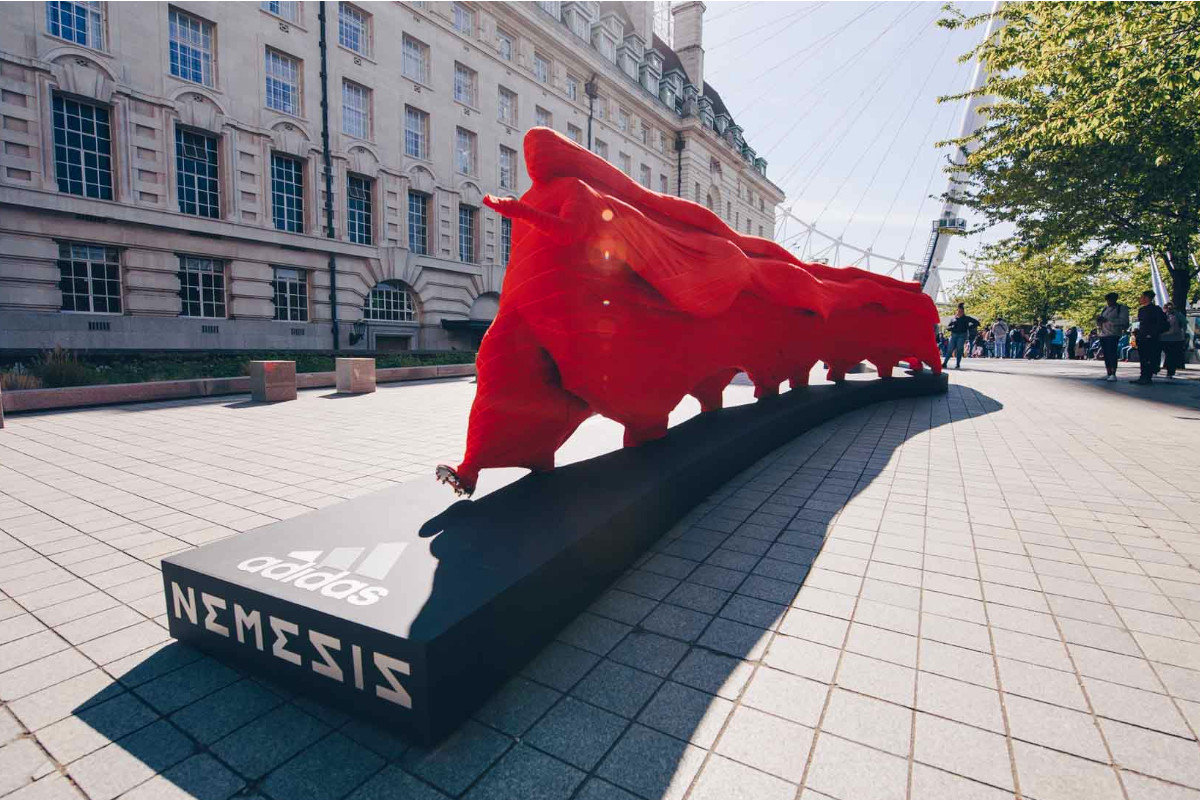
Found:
594,32 -> 616,62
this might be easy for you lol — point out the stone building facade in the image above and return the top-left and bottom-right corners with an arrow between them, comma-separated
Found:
0,0 -> 784,353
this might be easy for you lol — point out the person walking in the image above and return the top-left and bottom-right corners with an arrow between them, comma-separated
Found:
1066,325 -> 1079,359
1096,292 -> 1130,381
1133,290 -> 1169,385
942,304 -> 979,370
1051,325 -> 1065,359
1161,301 -> 1187,379
992,317 -> 1009,358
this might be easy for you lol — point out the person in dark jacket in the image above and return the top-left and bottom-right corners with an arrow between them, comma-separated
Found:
942,303 -> 979,369
1133,290 -> 1169,385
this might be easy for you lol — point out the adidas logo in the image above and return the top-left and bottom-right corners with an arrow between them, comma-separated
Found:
236,543 -> 406,607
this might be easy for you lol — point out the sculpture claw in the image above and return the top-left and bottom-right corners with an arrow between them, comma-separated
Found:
435,465 -> 474,497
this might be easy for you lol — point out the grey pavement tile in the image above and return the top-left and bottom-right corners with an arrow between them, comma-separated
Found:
464,744 -> 584,800
0,649 -> 94,702
846,623 -> 917,668
741,666 -> 828,728
597,723 -> 706,800
914,712 -> 1014,791
1083,676 -> 1192,737
2,774 -> 87,800
909,763 -> 1015,800
573,778 -> 642,800
210,704 -> 329,780
836,652 -> 915,707
1012,740 -> 1124,800
663,583 -> 730,615
1068,642 -> 1165,692
0,630 -> 69,673
557,613 -> 632,656
919,639 -> 997,689
131,656 -> 240,714
1003,692 -> 1109,762
572,659 -> 662,718
763,635 -> 839,683
260,732 -> 384,800
1101,717 -> 1200,789
1120,772 -> 1200,800
996,657 -> 1088,711
77,620 -> 171,665
525,696 -> 626,771
689,754 -> 796,800
590,590 -> 657,626
642,603 -> 712,642
104,642 -> 204,689
916,671 -> 1004,733
636,680 -> 732,748
806,732 -> 909,800
820,687 -> 911,756
714,705 -> 813,783
473,676 -> 560,737
615,570 -> 680,601
168,678 -> 284,745
779,608 -> 850,647
520,642 -> 600,692
121,753 -> 245,800
670,648 -> 754,700
0,614 -> 46,645
35,690 -> 158,764
344,765 -> 451,800
401,721 -> 513,796
0,707 -> 21,745
0,738 -> 56,796
7,669 -> 124,731
608,631 -> 689,677
67,718 -> 193,800
697,617 -> 771,660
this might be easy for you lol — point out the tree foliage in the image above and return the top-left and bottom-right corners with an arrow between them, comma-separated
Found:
945,242 -> 1151,329
940,2 -> 1200,309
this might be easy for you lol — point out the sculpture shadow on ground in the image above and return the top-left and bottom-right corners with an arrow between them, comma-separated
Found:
67,381 -> 1000,800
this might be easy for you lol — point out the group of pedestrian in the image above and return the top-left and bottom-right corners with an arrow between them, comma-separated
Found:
941,291 -> 1187,383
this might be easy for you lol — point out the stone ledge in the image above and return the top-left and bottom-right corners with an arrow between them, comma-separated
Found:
1,363 -> 477,414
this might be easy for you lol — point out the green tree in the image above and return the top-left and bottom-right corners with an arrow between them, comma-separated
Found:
941,2 -> 1200,310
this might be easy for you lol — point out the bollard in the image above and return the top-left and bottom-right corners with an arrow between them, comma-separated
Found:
249,361 -> 297,402
336,358 -> 376,394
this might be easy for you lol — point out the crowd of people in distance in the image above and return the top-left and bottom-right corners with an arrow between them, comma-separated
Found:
937,291 -> 1189,384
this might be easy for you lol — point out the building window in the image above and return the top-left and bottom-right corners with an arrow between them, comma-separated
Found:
452,3 -> 474,36
662,85 -> 676,111
533,53 -> 550,84
265,49 -> 300,115
594,139 -> 608,160
760,197 -> 765,211
759,225 -> 764,236
639,164 -> 651,187
168,8 -> 214,87
500,217 -> 511,266
497,28 -> 514,61
569,11 -> 588,39
536,106 -> 552,128
618,152 -> 631,174
710,158 -> 723,177
347,174 -> 372,245
338,2 -> 370,56
538,1 -> 560,20
47,1 -> 104,49
402,35 -> 430,84
178,256 -> 226,318
567,123 -> 582,144
640,123 -> 650,145
58,242 -> 120,314
342,80 -> 369,139
594,96 -> 606,120
455,127 -> 477,175
271,153 -> 304,232
365,282 -> 416,322
458,204 -> 477,263
499,146 -> 517,191
175,127 -> 219,218
498,86 -> 518,126
408,191 -> 428,254
597,35 -> 616,62
617,109 -> 630,133
454,63 -> 477,106
658,132 -> 667,153
404,106 -> 428,159
566,74 -> 579,102
261,1 -> 298,22
273,267 -> 308,321
659,174 -> 668,193
52,95 -> 112,200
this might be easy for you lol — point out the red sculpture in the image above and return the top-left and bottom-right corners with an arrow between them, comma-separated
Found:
436,128 -> 941,496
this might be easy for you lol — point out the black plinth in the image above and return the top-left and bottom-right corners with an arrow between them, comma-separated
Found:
161,372 -> 947,744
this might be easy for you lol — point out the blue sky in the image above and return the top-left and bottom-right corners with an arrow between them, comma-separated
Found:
700,1 -> 999,295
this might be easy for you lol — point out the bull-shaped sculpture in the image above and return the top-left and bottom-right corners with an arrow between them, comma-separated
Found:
436,128 -> 941,496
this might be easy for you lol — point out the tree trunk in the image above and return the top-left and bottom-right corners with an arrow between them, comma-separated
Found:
1166,245 -> 1192,311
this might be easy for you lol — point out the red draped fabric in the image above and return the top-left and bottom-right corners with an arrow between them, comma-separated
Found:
436,128 -> 941,496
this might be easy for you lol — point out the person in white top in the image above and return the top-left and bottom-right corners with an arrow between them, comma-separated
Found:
1095,292 -> 1130,381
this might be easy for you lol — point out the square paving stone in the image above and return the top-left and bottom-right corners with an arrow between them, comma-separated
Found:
401,720 -> 511,797
68,719 -> 194,800
521,642 -> 600,692
741,667 -> 827,727
558,613 -> 633,656
597,724 -> 706,800
608,631 -> 690,677
210,704 -> 329,780
590,590 -> 658,626
574,778 -> 642,800
0,738 -> 56,796
641,604 -> 711,642
122,754 -> 244,800
615,571 -> 680,601
636,681 -> 732,748
572,660 -> 662,718
131,657 -> 240,715
525,696 -> 626,771
169,679 -> 282,745
689,754 -> 795,800
698,618 -> 771,660
36,691 -> 159,765
670,649 -> 754,700
464,744 -> 584,800
473,676 -> 560,736
714,706 -> 812,783
261,733 -> 384,800
664,584 -> 730,615
345,765 -> 450,800
806,732 -> 908,800
720,595 -> 786,630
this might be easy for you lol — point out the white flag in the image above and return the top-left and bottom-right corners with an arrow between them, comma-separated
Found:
1150,254 -> 1170,306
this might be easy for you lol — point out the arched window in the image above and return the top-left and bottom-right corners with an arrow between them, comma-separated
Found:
705,191 -> 715,211
364,281 -> 417,322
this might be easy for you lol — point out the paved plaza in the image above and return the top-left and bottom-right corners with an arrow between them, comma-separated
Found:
3,358 -> 1200,799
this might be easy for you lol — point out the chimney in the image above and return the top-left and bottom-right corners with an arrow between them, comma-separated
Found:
626,1 -> 654,46
671,1 -> 705,91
